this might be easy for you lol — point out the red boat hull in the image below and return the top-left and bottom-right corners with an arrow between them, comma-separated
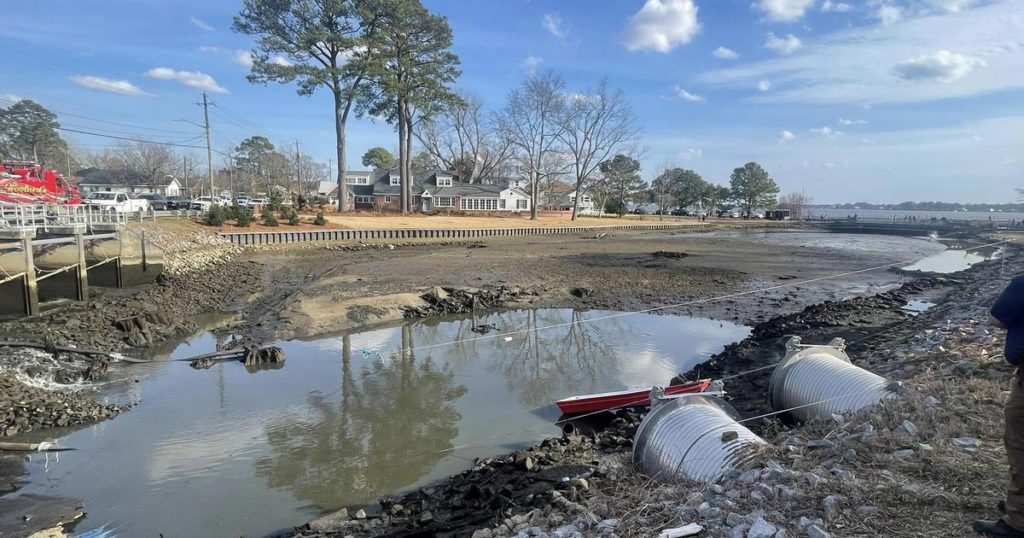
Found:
555,379 -> 712,415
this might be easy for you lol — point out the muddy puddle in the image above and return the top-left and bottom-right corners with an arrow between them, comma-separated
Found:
901,243 -> 1002,273
9,309 -> 748,537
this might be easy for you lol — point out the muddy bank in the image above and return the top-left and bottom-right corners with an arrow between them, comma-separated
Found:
248,229 -> 942,341
294,243 -> 1018,538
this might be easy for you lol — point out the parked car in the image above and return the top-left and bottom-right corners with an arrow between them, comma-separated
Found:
137,193 -> 168,210
190,196 -> 227,211
85,192 -> 150,212
249,197 -> 268,208
632,207 -> 647,215
165,196 -> 187,209
236,196 -> 252,207
670,208 -> 689,216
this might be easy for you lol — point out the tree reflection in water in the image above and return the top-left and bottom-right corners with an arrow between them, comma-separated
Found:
420,309 -> 631,408
255,328 -> 467,509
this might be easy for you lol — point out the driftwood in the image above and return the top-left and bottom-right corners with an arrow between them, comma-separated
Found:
185,346 -> 286,371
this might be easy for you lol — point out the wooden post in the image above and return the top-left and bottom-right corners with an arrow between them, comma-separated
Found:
141,230 -> 148,272
74,230 -> 89,301
21,235 -> 38,317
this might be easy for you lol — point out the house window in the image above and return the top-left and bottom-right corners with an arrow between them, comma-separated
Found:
460,198 -> 499,211
384,195 -> 392,203
436,176 -> 453,187
347,176 -> 369,185
499,199 -> 506,209
517,199 -> 528,210
356,196 -> 374,203
582,195 -> 592,203
389,175 -> 400,186
436,196 -> 453,207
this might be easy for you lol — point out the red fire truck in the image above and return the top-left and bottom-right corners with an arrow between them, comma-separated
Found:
0,161 -> 82,204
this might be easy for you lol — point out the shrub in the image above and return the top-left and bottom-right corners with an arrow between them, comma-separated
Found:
205,204 -> 225,226
282,206 -> 301,226
236,209 -> 253,227
604,199 -> 627,217
261,211 -> 279,227
315,196 -> 328,210
313,211 -> 326,226
267,191 -> 284,212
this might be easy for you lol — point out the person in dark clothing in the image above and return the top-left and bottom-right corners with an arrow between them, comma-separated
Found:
975,276 -> 1024,537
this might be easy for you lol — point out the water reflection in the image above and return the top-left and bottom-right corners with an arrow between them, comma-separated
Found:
17,309 -> 747,537
255,331 -> 468,507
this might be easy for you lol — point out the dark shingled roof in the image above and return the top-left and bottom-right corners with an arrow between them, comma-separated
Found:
75,168 -> 172,186
371,168 -> 529,198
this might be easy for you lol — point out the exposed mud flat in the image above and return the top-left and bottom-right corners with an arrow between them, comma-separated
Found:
0,225 -> 954,536
296,245 -> 1018,538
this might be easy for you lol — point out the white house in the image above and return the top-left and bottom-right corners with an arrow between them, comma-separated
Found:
75,168 -> 181,197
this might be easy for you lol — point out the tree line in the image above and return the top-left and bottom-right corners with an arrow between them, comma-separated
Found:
234,0 -> 639,220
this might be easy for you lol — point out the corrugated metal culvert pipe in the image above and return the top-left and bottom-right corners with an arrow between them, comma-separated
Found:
769,336 -> 898,422
633,394 -> 766,483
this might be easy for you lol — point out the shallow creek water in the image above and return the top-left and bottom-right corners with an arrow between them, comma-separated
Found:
13,309 -> 748,537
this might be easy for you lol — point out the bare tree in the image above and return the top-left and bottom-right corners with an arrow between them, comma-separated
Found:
123,142 -> 175,191
496,71 -> 567,219
557,80 -> 641,221
778,191 -> 814,219
416,91 -> 512,183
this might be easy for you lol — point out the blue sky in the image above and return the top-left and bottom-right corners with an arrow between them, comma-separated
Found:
1,0 -> 1021,203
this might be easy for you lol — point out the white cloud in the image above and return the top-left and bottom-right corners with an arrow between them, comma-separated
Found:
764,33 -> 803,55
232,50 -> 254,68
523,55 -> 544,73
69,75 -> 150,97
270,55 -> 292,67
144,67 -> 228,94
779,130 -> 796,142
198,45 -> 225,54
893,50 -> 986,83
680,148 -> 703,160
623,0 -> 700,53
1,93 -> 25,103
542,13 -> 569,38
838,118 -> 867,125
674,86 -> 705,102
876,3 -> 903,25
927,0 -> 974,11
821,1 -> 852,12
189,16 -> 214,32
757,79 -> 773,91
753,0 -> 815,22
699,1 -> 1024,105
810,126 -> 843,137
713,46 -> 739,60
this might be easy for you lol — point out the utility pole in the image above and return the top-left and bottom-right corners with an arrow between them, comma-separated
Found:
65,148 -> 72,179
182,155 -> 189,198
201,93 -> 214,198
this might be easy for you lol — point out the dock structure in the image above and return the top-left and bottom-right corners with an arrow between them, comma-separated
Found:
0,204 -> 161,318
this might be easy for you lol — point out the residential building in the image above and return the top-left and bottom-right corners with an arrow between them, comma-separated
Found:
540,180 -> 597,215
316,170 -> 376,204
359,168 -> 531,213
75,168 -> 181,197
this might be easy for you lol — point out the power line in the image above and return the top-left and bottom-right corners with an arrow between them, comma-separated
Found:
0,95 -> 199,136
56,127 -> 210,150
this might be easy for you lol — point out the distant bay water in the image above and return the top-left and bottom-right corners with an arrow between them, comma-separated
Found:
806,207 -> 1024,222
